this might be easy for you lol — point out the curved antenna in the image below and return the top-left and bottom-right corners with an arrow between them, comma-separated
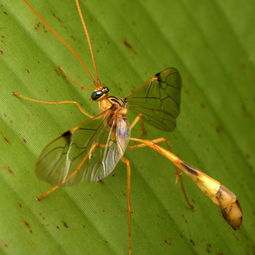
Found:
22,0 -> 97,87
75,0 -> 100,88
58,66 -> 94,90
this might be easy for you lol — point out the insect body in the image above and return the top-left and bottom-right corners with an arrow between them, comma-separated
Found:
33,67 -> 180,188
14,1 -> 242,254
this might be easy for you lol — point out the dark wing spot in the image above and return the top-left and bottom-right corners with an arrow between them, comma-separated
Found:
61,130 -> 72,144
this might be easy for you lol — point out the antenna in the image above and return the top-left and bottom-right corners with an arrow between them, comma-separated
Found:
22,0 -> 98,87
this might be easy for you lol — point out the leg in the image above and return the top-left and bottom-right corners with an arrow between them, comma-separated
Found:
175,167 -> 194,210
128,137 -> 193,210
12,92 -> 93,118
130,113 -> 146,135
121,157 -> 132,255
128,137 -> 169,150
58,66 -> 94,91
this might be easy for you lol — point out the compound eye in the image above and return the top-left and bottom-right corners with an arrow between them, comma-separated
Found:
91,90 -> 103,100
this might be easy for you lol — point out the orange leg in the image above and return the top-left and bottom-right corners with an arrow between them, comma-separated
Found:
12,92 -> 93,118
130,113 -> 146,135
36,185 -> 60,201
128,137 -> 194,210
121,157 -> 132,255
130,113 -> 143,130
130,115 -> 193,209
177,168 -> 194,210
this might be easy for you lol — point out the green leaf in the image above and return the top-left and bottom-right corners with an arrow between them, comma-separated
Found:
1,0 -> 255,254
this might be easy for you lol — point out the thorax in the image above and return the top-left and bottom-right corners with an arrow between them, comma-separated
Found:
99,96 -> 127,117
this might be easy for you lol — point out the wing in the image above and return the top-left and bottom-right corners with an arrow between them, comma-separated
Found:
35,112 -> 130,185
126,67 -> 181,131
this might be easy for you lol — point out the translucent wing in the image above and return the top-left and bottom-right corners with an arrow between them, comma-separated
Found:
35,112 -> 130,185
126,67 -> 181,131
